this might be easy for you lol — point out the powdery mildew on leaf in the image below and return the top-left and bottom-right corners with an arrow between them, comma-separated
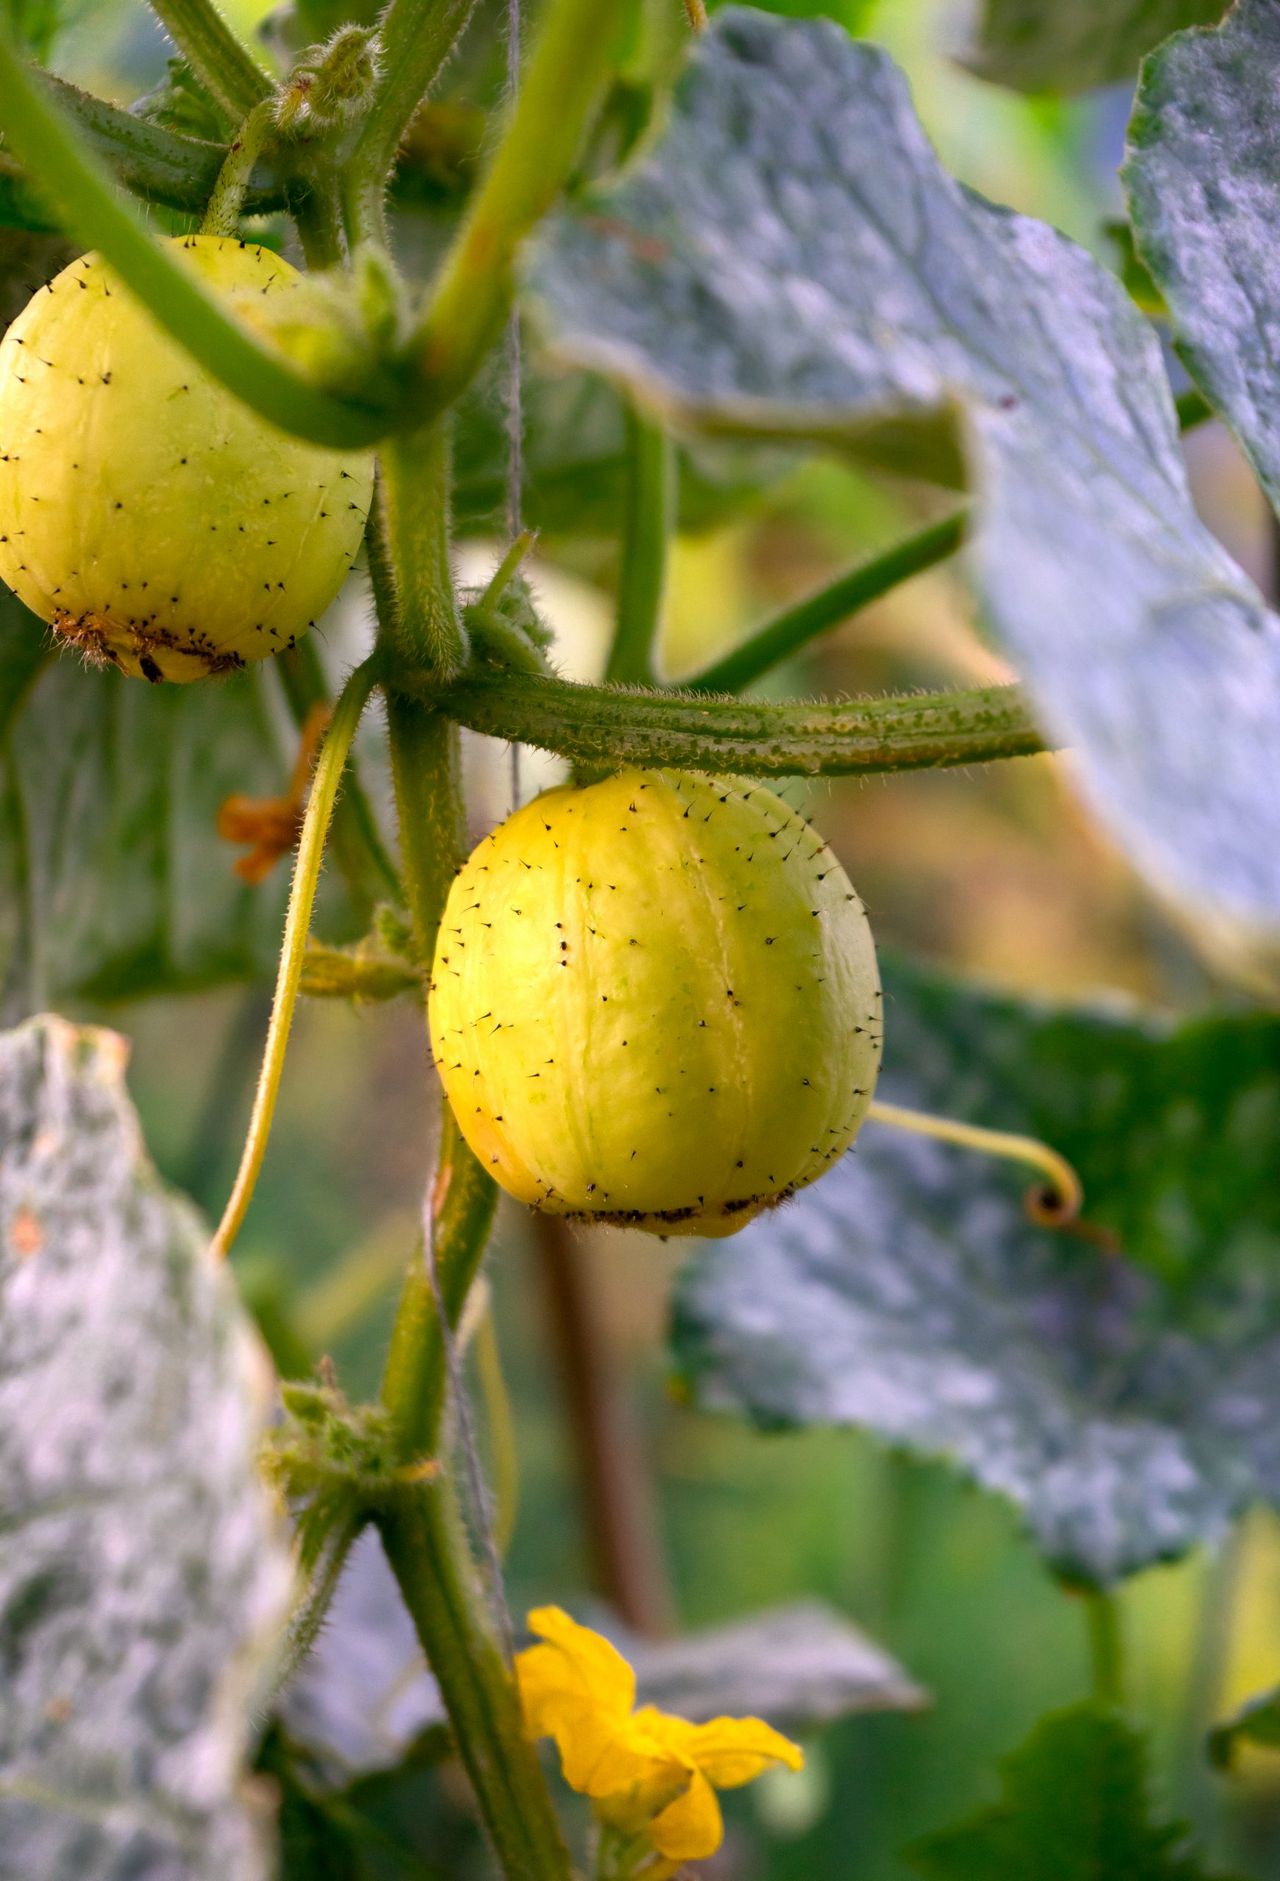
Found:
530,9 -> 1280,949
673,959 -> 1280,1586
0,1014 -> 293,1879
1126,0 -> 1280,507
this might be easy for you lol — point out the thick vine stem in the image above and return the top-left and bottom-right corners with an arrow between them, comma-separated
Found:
37,73 -> 287,217
148,0 -> 272,125
344,0 -> 480,248
0,23 -> 390,449
377,692 -> 561,1879
431,668 -> 1048,777
382,1112 -> 497,1457
375,426 -> 470,680
211,656 -> 382,1259
379,1473 -> 572,1880
407,0 -> 628,417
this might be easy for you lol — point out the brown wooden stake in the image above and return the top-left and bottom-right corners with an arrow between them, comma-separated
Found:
531,1214 -> 676,1638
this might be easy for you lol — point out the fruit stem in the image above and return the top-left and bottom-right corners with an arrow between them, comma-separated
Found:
405,0 -> 628,420
607,410 -> 675,687
433,669 -> 1048,777
865,1099 -> 1083,1224
147,0 -> 272,124
685,510 -> 968,696
343,0 -> 481,250
210,654 -> 382,1259
0,22 -> 388,449
201,96 -> 275,235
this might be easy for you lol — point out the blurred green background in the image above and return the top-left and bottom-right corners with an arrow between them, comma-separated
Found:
38,0 -> 1280,1872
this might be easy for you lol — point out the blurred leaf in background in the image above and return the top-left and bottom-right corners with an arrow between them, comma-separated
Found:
908,1703 -> 1239,1878
954,0 -> 1229,94
675,958 -> 1280,1586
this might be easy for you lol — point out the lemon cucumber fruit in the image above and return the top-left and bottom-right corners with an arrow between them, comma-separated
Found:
0,235 -> 373,682
429,768 -> 882,1237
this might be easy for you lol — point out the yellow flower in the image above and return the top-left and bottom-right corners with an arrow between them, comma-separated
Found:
516,1606 -> 804,1869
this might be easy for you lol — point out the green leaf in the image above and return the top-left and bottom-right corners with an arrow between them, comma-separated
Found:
281,1531 -> 924,1783
1125,0 -> 1280,514
0,1012 -> 293,1876
0,74 -> 288,232
529,9 -> 1280,950
907,1703 -> 1237,1879
672,957 -> 1280,1585
954,0 -> 1228,94
1208,1687 -> 1280,1770
0,597 -> 289,1015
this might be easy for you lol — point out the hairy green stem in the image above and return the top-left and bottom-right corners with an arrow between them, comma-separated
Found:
382,1112 -> 497,1455
377,695 -> 551,1878
434,669 -> 1047,776
687,510 -> 968,695
148,0 -> 272,124
1082,1586 -> 1125,1707
36,72 -> 287,216
408,0 -> 628,416
376,426 -> 470,678
0,24 -> 389,448
211,655 -> 382,1259
200,97 -> 275,234
344,0 -> 479,247
607,412 -> 675,686
380,1475 -> 571,1880
293,172 -> 347,271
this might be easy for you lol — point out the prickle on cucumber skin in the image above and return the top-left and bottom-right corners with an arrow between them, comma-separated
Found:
0,236 -> 374,683
428,768 -> 882,1237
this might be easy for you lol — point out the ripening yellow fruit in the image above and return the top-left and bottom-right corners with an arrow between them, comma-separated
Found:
0,236 -> 373,682
428,769 -> 882,1237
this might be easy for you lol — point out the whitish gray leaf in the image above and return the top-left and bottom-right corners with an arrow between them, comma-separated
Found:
0,1015 -> 293,1879
530,9 -> 1280,949
1125,0 -> 1280,510
673,959 -> 1280,1586
956,0 -> 1228,93
608,1602 -> 926,1733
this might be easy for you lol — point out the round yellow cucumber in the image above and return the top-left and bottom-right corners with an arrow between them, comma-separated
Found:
428,768 -> 882,1237
0,236 -> 373,682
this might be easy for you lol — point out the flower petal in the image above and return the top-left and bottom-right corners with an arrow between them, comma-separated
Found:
634,1708 -> 805,1788
517,1608 -> 647,1795
648,1769 -> 725,1862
